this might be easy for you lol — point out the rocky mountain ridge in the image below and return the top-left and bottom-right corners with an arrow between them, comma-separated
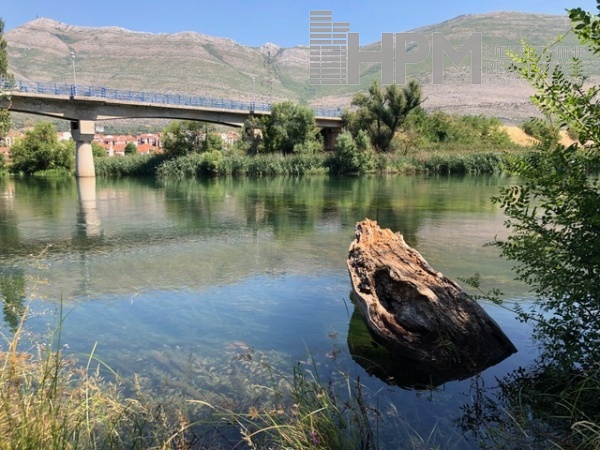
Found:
4,13 -> 594,122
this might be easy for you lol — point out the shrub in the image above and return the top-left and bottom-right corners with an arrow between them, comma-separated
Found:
520,117 -> 560,148
332,131 -> 374,174
94,153 -> 166,177
9,123 -> 74,175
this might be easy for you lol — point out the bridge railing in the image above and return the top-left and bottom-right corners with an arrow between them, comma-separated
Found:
0,78 -> 342,118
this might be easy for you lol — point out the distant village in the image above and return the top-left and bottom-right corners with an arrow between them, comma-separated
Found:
0,128 -> 241,161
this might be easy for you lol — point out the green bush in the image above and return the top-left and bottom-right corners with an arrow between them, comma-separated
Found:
154,151 -> 329,178
332,131 -> 375,174
262,102 -> 320,155
94,154 -> 166,177
404,111 -> 515,150
200,150 -> 223,174
520,117 -> 560,148
9,123 -> 74,175
124,142 -> 137,155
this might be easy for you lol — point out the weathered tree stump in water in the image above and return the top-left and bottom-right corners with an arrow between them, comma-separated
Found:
347,219 -> 517,372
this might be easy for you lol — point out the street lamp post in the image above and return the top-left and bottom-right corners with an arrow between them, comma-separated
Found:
249,76 -> 256,113
70,51 -> 77,97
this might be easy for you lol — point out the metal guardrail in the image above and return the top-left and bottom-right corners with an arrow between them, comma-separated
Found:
0,78 -> 342,118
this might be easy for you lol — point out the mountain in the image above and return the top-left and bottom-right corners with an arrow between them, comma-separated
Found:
4,13 -> 594,122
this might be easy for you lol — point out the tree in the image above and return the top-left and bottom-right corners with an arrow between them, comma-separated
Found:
262,101 -> 319,154
9,122 -> 74,174
332,130 -> 374,174
493,6 -> 600,369
0,17 -> 12,139
124,142 -> 137,155
162,121 -> 205,157
240,116 -> 265,155
162,121 -> 222,157
456,10 -> 600,444
201,125 -> 223,153
344,80 -> 422,152
92,141 -> 107,158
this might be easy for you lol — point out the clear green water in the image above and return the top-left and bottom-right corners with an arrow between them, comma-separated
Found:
0,174 -> 535,448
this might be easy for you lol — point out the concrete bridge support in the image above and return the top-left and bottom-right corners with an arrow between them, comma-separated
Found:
71,120 -> 96,178
323,127 -> 342,151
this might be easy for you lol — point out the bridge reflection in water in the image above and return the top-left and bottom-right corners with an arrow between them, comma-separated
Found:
76,178 -> 102,239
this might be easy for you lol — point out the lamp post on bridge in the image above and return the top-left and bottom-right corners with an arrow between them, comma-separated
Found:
70,51 -> 77,97
250,76 -> 256,112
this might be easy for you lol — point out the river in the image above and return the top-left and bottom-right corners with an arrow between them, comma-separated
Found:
0,174 -> 536,448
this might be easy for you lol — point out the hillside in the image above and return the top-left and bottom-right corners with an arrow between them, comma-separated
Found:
4,12 -> 596,122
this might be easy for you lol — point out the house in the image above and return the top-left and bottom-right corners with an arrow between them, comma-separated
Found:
136,143 -> 156,155
0,130 -> 25,148
57,131 -> 72,141
137,133 -> 161,147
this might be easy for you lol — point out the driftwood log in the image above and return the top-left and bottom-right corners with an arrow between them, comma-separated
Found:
347,219 -> 517,372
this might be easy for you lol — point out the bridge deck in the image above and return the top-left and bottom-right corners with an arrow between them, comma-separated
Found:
0,78 -> 343,120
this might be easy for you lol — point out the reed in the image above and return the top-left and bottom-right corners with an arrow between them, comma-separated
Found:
194,361 -> 378,450
94,154 -> 167,177
155,152 -> 329,178
0,305 -> 192,450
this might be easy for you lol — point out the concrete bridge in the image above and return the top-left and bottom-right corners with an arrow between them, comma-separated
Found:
0,79 -> 343,177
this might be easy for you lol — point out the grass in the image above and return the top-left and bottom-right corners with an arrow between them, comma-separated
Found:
0,303 -> 195,450
0,311 -> 383,450
2,296 -> 453,450
4,299 -> 597,449
206,363 -> 378,450
458,363 -> 600,449
94,148 -> 528,178
94,154 -> 168,177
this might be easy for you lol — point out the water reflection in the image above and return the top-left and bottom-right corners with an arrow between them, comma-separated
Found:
347,298 -> 513,389
75,177 -> 102,239
0,174 -> 532,449
0,178 -> 20,253
0,174 -> 508,257
0,268 -> 26,333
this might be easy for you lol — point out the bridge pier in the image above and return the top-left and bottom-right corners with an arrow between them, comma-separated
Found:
323,127 -> 342,151
71,120 -> 96,178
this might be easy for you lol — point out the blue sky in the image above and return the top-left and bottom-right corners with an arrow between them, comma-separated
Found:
2,0 -> 598,47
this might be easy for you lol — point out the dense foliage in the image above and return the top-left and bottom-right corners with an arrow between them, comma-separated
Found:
124,142 -> 137,155
162,121 -> 222,157
462,5 -> 600,447
404,108 -> 514,151
332,130 -> 374,174
0,17 -> 12,138
9,123 -> 74,174
520,116 -> 561,148
343,80 -> 422,152
260,101 -> 321,154
498,7 -> 600,369
92,141 -> 107,158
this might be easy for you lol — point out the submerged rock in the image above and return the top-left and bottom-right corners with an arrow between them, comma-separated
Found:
347,219 -> 517,373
